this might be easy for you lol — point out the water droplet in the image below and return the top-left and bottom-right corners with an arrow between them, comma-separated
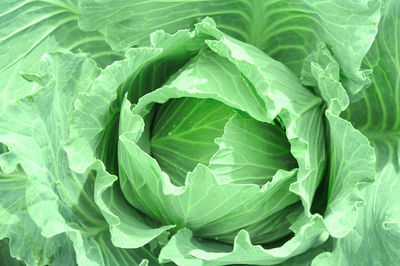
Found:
168,132 -> 172,136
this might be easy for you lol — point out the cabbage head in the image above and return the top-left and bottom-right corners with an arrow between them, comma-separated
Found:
0,0 -> 399,266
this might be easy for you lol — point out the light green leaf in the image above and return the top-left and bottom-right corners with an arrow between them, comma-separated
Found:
151,97 -> 235,185
118,67 -> 330,266
133,48 -> 270,122
0,0 -> 121,112
209,113 -> 297,185
342,0 -> 400,156
64,29 -> 199,174
0,150 -> 75,266
136,47 -> 272,185
312,163 -> 400,266
0,52 -> 158,265
113,18 -> 333,264
322,111 -> 375,237
92,160 -> 174,249
0,11 -> 124,260
195,18 -> 325,214
302,44 -> 375,238
312,0 -> 400,264
68,229 -> 159,266
159,215 -> 327,266
0,0 -> 121,71
119,95 -> 302,245
78,0 -> 381,95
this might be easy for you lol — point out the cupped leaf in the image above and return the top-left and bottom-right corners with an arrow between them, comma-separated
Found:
138,47 -> 273,185
194,18 -> 326,214
92,160 -> 174,249
209,112 -> 297,186
133,48 -> 270,122
151,97 -> 235,185
64,29 -> 199,174
115,19 -> 331,264
78,0 -> 381,95
120,95 -> 302,244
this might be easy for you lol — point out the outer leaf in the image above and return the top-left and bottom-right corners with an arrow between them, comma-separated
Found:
0,10 -> 124,262
0,0 -> 121,112
301,44 -> 375,239
0,150 -> 75,266
0,239 -> 25,266
0,52 -> 158,265
341,0 -> 400,170
159,216 -> 327,266
313,165 -> 400,266
78,0 -> 381,95
313,0 -> 400,264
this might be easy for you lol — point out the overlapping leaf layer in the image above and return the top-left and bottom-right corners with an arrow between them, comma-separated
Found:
0,1 -> 398,266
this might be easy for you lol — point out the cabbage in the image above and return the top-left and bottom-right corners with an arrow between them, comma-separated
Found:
0,0 -> 398,265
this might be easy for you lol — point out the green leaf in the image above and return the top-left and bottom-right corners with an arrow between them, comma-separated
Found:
159,216 -> 327,266
195,18 -> 326,214
0,52 -> 157,265
64,29 -> 199,174
0,11 -> 124,258
312,164 -> 400,265
0,239 -> 25,266
78,0 -> 381,95
92,160 -> 174,249
139,47 -> 275,185
342,0 -> 400,157
0,0 -> 121,71
302,45 -> 376,240
209,113 -> 297,186
113,19 -> 334,264
304,45 -> 376,237
0,151 -> 75,266
68,230 -> 158,266
312,0 -> 400,264
151,97 -> 235,185
133,48 -> 270,122
120,95 -> 302,245
0,0 -> 122,113
323,111 -> 375,237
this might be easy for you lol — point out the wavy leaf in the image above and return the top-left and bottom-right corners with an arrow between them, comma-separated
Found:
79,0 -> 381,95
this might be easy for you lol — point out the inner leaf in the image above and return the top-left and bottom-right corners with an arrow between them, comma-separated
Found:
150,97 -> 297,187
150,97 -> 235,185
209,112 -> 297,186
